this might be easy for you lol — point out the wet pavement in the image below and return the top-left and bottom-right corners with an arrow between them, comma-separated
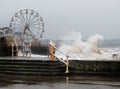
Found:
0,74 -> 120,89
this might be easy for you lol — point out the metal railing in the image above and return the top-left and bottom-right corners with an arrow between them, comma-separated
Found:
11,43 -> 18,57
49,42 -> 69,73
11,43 -> 31,57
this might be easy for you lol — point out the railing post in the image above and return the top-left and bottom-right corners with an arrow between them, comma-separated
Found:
12,43 -> 13,57
29,43 -> 31,57
49,41 -> 70,73
16,42 -> 18,57
16,42 -> 18,52
65,55 -> 69,73
23,43 -> 25,56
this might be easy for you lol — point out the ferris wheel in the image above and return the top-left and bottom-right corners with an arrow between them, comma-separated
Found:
9,9 -> 44,45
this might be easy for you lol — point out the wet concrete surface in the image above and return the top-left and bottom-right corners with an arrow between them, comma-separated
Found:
0,74 -> 120,89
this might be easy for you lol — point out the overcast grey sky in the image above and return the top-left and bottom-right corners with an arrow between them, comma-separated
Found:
0,0 -> 120,40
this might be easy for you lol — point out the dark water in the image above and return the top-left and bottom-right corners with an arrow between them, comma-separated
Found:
0,75 -> 120,89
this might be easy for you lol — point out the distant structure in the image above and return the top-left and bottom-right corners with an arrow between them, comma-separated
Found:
9,9 -> 44,46
0,27 -> 9,37
0,9 -> 47,57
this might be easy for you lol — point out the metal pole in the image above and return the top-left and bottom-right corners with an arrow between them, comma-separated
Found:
16,42 -> 18,52
29,43 -> 31,57
54,46 -> 69,73
54,46 -> 69,57
50,49 -> 69,73
49,41 -> 69,73
12,43 -> 13,57
23,43 -> 25,56
16,43 -> 18,57
65,55 -> 69,73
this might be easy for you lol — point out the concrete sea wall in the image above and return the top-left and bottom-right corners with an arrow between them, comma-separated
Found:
0,58 -> 120,76
69,60 -> 120,76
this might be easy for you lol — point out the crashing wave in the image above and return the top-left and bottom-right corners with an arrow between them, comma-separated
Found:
55,32 -> 120,60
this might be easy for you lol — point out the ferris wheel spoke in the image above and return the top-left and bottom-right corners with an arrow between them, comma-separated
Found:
26,12 -> 29,24
14,27 -> 21,30
30,27 -> 40,29
14,30 -> 22,34
15,25 -> 24,31
14,23 -> 21,28
16,28 -> 22,32
18,16 -> 26,25
14,29 -> 22,33
20,14 -> 26,25
28,29 -> 38,39
14,23 -> 21,26
30,23 -> 40,27
29,21 -> 40,27
29,17 -> 39,24
13,26 -> 22,30
29,27 -> 41,40
15,19 -> 21,24
29,27 -> 40,34
29,19 -> 40,26
27,13 -> 32,24
15,19 -> 25,27
28,15 -> 36,25
30,26 -> 39,30
14,24 -> 25,30
31,29 -> 39,38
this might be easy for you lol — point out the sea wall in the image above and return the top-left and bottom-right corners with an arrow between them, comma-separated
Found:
31,46 -> 49,55
0,58 -> 120,76
69,60 -> 120,76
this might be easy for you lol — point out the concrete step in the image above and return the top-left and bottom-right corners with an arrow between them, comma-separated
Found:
0,58 -> 120,76
0,67 -> 65,72
0,71 -> 66,76
0,64 -> 65,69
0,58 -> 66,76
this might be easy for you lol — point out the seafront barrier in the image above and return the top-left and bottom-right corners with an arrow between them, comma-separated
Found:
0,58 -> 120,76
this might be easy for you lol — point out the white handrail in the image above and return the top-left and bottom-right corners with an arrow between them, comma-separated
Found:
50,51 -> 66,64
54,46 -> 69,57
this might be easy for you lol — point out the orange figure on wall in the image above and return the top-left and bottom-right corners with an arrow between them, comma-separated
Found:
49,41 -> 56,60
